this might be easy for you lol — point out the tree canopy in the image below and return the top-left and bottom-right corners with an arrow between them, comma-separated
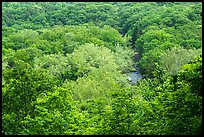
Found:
2,2 -> 202,135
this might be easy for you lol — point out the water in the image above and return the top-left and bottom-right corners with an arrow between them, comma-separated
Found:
127,71 -> 143,84
127,51 -> 143,84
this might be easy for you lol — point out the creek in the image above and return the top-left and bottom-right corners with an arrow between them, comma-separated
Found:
126,51 -> 143,84
127,68 -> 143,84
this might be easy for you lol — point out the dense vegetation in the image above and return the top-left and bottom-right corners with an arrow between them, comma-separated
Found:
2,2 -> 202,135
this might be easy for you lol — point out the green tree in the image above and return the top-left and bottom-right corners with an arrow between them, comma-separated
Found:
2,60 -> 57,135
160,47 -> 201,75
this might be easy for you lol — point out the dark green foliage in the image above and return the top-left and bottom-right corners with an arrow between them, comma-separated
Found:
2,2 -> 202,135
2,60 -> 58,134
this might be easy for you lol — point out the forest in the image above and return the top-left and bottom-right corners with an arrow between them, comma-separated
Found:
2,2 -> 202,135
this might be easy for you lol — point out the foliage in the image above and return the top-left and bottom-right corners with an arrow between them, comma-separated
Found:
2,2 -> 202,135
159,47 -> 202,75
